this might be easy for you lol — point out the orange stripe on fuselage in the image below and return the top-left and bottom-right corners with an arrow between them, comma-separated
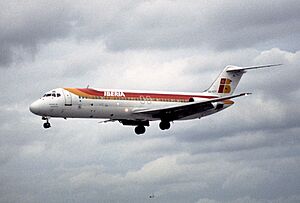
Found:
64,88 -> 92,97
77,88 -> 104,96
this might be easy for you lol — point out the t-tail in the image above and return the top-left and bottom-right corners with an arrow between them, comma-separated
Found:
205,64 -> 282,96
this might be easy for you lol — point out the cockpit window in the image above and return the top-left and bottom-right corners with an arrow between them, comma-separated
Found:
43,93 -> 61,97
42,94 -> 52,97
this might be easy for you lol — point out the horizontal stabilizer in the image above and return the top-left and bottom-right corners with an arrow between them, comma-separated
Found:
226,64 -> 282,72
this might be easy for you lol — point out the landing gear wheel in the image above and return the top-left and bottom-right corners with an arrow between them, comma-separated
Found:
159,121 -> 170,130
43,117 -> 51,129
43,122 -> 51,129
135,125 -> 146,135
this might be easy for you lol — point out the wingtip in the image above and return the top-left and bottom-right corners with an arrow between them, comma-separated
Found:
268,63 -> 283,67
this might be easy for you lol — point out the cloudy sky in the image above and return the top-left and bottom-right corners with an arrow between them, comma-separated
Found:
1,0 -> 300,202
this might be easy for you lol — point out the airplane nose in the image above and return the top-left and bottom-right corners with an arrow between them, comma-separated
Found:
29,100 -> 40,115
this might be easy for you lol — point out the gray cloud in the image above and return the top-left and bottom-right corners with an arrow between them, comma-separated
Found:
0,0 -> 73,67
1,46 -> 299,203
1,1 -> 300,203
72,0 -> 300,51
2,0 -> 300,67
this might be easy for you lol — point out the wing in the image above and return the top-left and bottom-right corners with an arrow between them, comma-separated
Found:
133,93 -> 250,120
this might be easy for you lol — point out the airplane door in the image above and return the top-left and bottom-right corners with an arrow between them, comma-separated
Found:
63,90 -> 72,106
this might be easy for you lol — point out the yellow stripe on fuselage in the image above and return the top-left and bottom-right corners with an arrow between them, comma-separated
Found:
64,88 -> 91,97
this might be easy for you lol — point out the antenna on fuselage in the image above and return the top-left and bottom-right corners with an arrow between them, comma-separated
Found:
87,85 -> 90,89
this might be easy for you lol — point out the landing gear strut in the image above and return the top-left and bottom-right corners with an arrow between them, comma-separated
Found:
159,121 -> 170,130
42,117 -> 51,129
135,125 -> 146,135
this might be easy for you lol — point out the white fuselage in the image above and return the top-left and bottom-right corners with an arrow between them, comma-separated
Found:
29,88 -> 231,121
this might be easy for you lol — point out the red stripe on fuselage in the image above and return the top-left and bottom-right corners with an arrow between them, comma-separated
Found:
76,88 -> 217,100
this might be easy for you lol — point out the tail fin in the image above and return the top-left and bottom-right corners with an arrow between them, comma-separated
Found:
205,64 -> 281,96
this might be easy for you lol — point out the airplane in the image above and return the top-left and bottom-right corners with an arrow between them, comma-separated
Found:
149,193 -> 155,199
29,64 -> 280,135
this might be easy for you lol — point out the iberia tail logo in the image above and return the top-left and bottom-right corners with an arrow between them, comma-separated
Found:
218,78 -> 232,93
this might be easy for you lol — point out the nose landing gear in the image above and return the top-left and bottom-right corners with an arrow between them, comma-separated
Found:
43,122 -> 51,128
42,117 -> 51,129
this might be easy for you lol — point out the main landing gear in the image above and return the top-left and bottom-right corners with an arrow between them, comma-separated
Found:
159,121 -> 171,130
119,120 -> 149,135
42,117 -> 51,129
134,121 -> 171,135
135,125 -> 146,135
117,120 -> 172,135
